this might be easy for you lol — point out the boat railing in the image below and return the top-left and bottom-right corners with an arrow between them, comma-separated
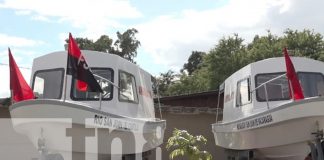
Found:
93,74 -> 119,110
93,74 -> 119,89
250,73 -> 286,109
216,83 -> 224,123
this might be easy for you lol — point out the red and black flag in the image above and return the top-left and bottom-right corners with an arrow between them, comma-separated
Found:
67,33 -> 103,93
9,48 -> 35,102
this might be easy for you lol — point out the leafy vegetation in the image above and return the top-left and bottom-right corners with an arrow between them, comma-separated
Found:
166,128 -> 212,160
65,28 -> 140,63
1,98 -> 11,107
157,29 -> 324,96
181,51 -> 206,75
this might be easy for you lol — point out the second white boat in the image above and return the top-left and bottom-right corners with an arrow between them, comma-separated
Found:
212,57 -> 324,160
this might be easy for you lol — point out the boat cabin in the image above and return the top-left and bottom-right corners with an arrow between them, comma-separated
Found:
218,57 -> 324,123
30,50 -> 155,119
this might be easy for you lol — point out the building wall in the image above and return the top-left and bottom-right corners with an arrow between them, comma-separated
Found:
155,91 -> 223,109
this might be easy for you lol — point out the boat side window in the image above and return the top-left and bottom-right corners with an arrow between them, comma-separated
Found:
32,68 -> 64,99
119,71 -> 138,103
255,73 -> 290,101
298,72 -> 324,97
71,68 -> 114,101
236,78 -> 251,107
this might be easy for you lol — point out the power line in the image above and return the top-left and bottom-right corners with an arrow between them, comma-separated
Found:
0,63 -> 31,69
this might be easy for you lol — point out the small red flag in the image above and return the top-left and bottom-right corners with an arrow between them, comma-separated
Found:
283,48 -> 304,100
67,33 -> 103,93
9,48 -> 35,102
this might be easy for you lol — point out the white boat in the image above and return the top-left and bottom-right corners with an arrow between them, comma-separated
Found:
9,50 -> 166,160
212,57 -> 324,160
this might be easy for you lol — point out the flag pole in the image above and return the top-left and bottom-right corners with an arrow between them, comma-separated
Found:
289,80 -> 294,101
99,79 -> 102,110
10,90 -> 14,105
62,49 -> 69,102
62,66 -> 68,102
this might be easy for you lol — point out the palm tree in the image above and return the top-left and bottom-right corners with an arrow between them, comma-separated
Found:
166,128 -> 212,160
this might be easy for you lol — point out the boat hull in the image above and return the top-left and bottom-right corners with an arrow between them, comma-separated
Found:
212,97 -> 324,159
9,99 -> 166,160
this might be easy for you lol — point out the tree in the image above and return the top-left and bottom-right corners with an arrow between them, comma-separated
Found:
66,35 -> 114,52
112,28 -> 141,63
166,71 -> 209,96
246,29 -> 324,62
72,38 -> 96,51
203,34 -> 247,89
282,29 -> 324,60
64,28 -> 140,63
155,70 -> 177,96
166,128 -> 212,160
182,51 -> 206,75
165,34 -> 248,96
159,29 -> 324,96
94,35 -> 114,53
246,30 -> 282,63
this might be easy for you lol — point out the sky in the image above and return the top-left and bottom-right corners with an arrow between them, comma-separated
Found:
1,0 -> 324,98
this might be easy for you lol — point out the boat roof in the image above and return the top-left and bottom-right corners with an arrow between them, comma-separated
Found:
31,50 -> 151,77
223,56 -> 324,84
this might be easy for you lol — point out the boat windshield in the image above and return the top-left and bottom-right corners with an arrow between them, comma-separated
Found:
32,68 -> 64,99
298,72 -> 324,97
71,68 -> 114,101
255,72 -> 324,101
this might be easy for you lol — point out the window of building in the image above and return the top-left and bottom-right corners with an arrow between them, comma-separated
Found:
32,68 -> 64,99
236,78 -> 251,106
255,73 -> 290,101
71,68 -> 114,101
298,72 -> 324,97
119,71 -> 138,103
